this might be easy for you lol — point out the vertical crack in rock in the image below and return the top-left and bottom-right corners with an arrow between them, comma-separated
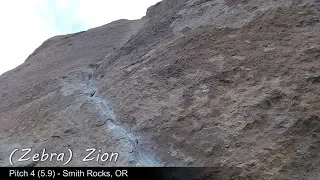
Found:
85,61 -> 163,167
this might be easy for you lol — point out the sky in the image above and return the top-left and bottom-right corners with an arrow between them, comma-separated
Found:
0,0 -> 160,75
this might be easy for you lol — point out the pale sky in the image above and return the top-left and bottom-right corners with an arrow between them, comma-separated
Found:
0,0 -> 160,75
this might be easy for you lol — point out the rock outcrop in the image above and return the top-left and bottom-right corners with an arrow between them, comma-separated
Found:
1,0 -> 320,179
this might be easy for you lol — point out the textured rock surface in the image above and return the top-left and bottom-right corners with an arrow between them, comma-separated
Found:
1,0 -> 320,179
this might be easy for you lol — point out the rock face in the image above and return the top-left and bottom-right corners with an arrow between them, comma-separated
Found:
1,0 -> 320,179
